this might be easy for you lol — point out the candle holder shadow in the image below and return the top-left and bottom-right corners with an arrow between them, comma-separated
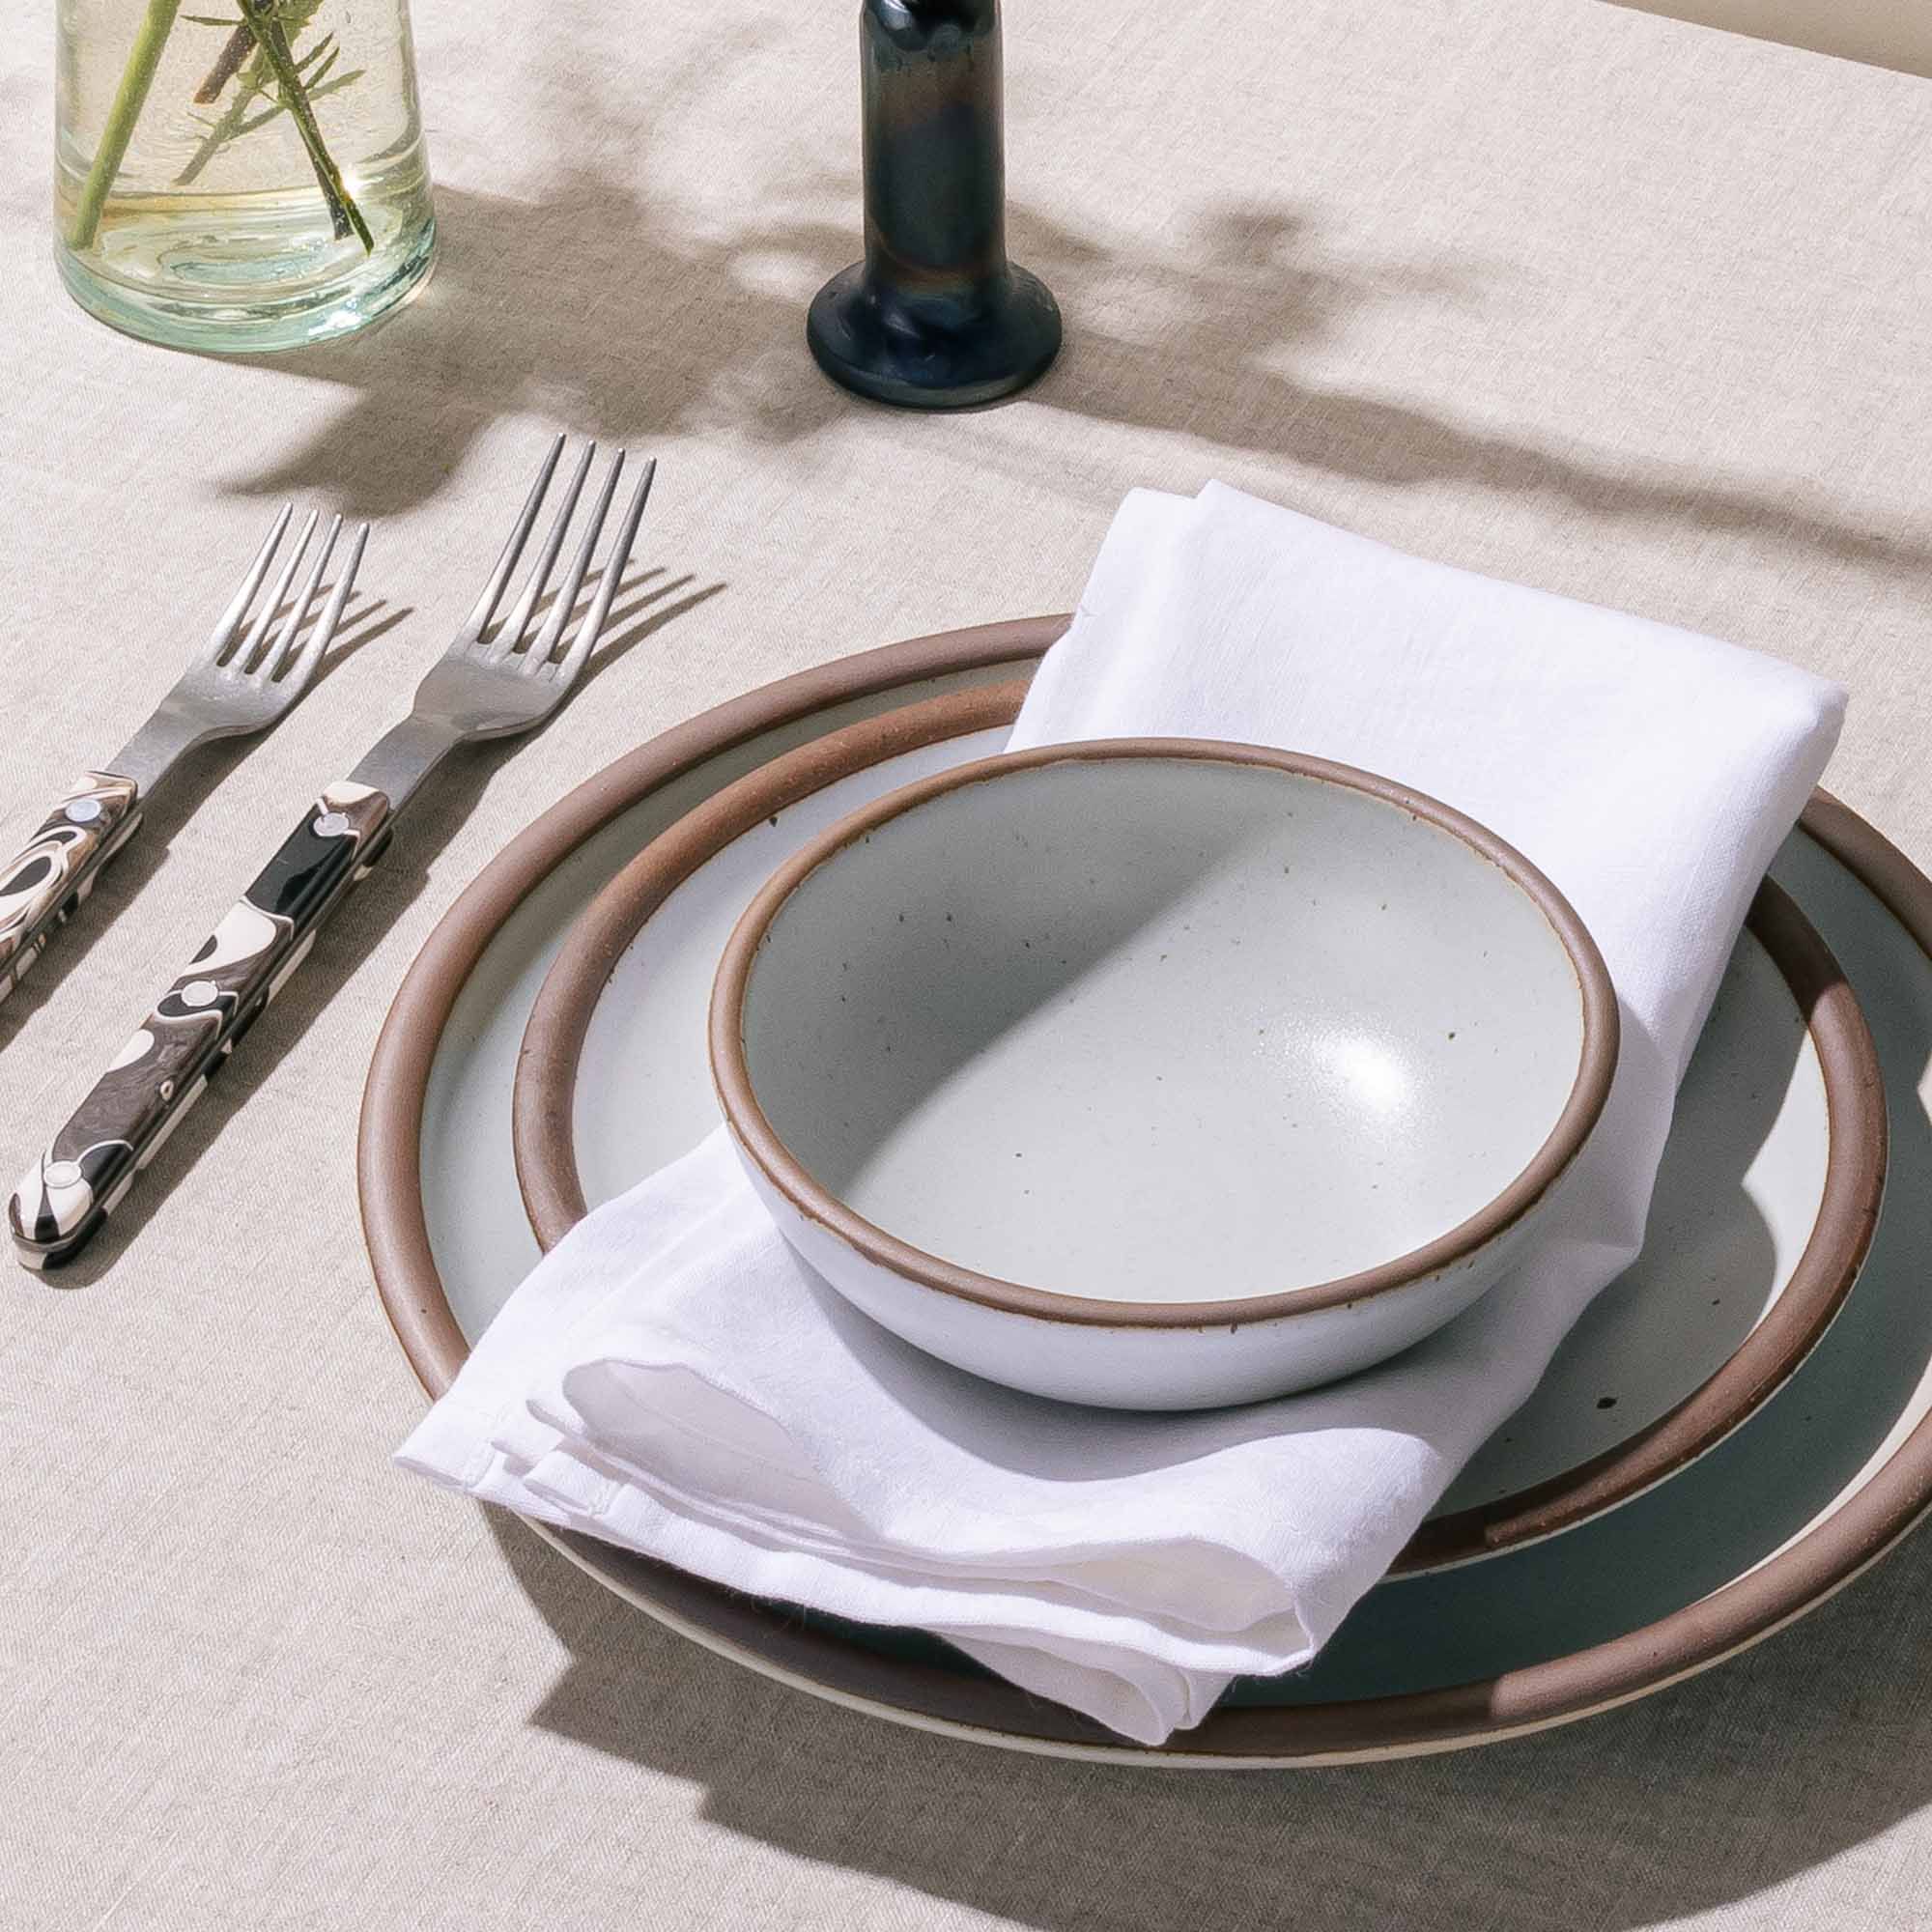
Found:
808,0 -> 1062,410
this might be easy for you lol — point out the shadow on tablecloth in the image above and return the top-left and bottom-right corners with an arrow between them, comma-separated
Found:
196,161 -> 1932,595
491,1500 -> 1932,1930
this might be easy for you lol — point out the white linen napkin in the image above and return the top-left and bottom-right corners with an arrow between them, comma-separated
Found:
399,484 -> 1844,1745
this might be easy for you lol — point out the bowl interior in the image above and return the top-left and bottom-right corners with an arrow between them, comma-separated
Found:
739,753 -> 1590,1304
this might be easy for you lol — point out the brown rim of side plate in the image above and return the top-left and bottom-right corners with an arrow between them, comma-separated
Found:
360,615 -> 1921,1764
707,738 -> 1622,1330
510,675 -> 1885,1575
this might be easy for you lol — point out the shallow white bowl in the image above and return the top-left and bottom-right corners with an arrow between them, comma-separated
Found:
710,742 -> 1618,1408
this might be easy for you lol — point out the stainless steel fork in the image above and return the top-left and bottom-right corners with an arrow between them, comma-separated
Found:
0,507 -> 364,1007
10,438 -> 655,1269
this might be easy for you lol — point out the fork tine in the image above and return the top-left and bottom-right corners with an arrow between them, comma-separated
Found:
524,449 -> 626,676
202,502 -> 295,664
487,440 -> 596,661
463,434 -> 565,640
282,523 -> 368,690
268,514 -> 343,678
233,510 -> 319,673
550,457 -> 655,688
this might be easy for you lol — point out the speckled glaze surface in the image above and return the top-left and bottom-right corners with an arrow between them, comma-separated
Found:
511,680 -> 1882,1570
360,621 -> 1927,1764
711,742 -> 1619,1407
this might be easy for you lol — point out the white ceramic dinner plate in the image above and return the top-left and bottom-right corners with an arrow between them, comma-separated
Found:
365,622 -> 1932,1764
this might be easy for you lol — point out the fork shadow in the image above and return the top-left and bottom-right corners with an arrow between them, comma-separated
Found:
0,593 -> 410,1052
32,571 -> 722,1289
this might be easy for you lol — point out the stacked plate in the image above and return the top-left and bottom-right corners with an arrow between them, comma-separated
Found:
361,616 -> 1932,1766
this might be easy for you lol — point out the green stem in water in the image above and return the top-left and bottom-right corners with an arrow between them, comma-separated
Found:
68,0 -> 185,252
239,0 -> 371,250
175,29 -> 347,188
175,46 -> 272,187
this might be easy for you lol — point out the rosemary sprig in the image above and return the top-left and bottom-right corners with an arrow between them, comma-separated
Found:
175,23 -> 362,188
220,60 -> 365,143
236,0 -> 371,250
175,11 -> 298,185
181,0 -> 322,124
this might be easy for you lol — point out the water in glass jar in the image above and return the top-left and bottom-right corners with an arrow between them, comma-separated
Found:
54,0 -> 436,352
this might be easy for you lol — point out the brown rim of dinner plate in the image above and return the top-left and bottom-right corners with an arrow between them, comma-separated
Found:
1398,870 -> 1885,1571
708,738 -> 1623,1330
508,679 -> 1884,1575
359,615 -> 1932,1764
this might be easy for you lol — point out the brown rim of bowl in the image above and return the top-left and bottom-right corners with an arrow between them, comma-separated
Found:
512,679 -> 1884,1576
707,738 -> 1622,1330
360,614 -> 1932,1763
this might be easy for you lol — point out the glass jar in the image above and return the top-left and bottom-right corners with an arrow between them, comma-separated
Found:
54,0 -> 436,352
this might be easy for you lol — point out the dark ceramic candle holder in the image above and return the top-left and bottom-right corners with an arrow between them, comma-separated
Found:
808,0 -> 1063,410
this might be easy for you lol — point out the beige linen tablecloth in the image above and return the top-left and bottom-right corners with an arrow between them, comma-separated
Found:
7,1 -> 1932,1925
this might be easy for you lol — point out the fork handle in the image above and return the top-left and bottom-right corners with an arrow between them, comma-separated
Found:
0,773 -> 143,1007
8,781 -> 392,1269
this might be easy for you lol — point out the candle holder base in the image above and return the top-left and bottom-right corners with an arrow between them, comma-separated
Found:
807,261 -> 1062,411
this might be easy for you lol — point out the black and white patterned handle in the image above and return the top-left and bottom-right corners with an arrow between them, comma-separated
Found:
9,781 -> 392,1269
0,773 -> 143,1007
